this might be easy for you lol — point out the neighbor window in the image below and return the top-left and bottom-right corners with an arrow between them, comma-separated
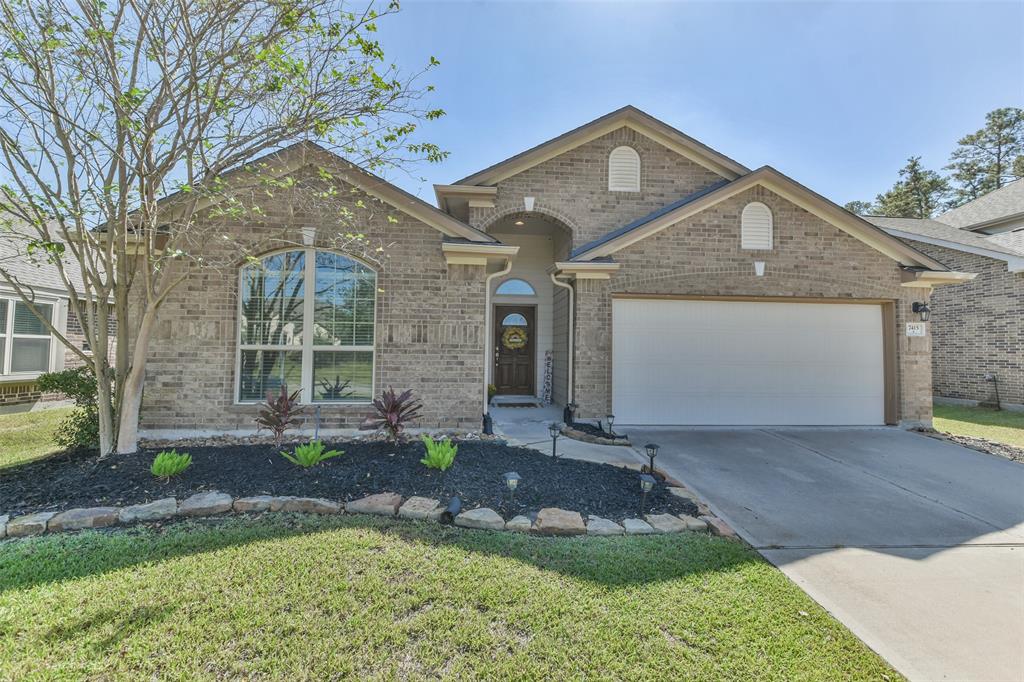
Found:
495,278 -> 536,296
608,146 -> 641,192
741,201 -> 773,250
237,249 -> 376,403
0,297 -> 54,375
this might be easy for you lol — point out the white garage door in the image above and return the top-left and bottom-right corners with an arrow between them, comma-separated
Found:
612,298 -> 885,425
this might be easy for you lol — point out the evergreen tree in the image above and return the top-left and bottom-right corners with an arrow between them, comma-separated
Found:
946,107 -> 1024,205
873,157 -> 950,218
843,200 -> 875,216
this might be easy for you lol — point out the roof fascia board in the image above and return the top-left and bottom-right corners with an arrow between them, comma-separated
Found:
900,270 -> 978,287
572,168 -> 950,271
455,107 -> 747,187
960,211 -> 1024,233
882,228 -> 1024,273
441,242 -> 518,266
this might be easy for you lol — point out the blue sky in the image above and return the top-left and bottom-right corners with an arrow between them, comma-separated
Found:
378,1 -> 1024,207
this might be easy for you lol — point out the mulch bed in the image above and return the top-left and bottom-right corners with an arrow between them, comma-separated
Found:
931,432 -> 1024,463
0,439 -> 697,520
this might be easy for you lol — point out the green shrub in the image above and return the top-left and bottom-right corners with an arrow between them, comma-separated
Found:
37,367 -> 99,451
151,449 -> 192,481
420,435 -> 457,471
280,440 -> 344,468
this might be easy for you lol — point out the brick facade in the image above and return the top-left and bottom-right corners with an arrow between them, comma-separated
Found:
898,240 -> 1023,407
139,166 -> 488,434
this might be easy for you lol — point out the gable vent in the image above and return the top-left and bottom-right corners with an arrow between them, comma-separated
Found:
741,201 -> 773,250
608,146 -> 641,192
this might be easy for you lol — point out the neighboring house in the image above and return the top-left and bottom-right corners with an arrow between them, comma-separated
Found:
0,222 -> 94,411
869,180 -> 1024,409
139,106 -> 973,435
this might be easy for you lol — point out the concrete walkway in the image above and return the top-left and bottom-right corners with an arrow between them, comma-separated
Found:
623,426 -> 1024,682
490,406 -> 645,468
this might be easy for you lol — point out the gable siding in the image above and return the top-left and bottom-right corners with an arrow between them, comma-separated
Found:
898,239 -> 1023,408
469,127 -> 727,247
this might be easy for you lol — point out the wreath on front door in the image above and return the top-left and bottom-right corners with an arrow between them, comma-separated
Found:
501,326 -> 528,350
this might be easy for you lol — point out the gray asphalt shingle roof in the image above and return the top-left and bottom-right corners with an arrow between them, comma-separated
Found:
0,217 -> 88,295
938,179 -> 1024,229
865,215 -> 1024,258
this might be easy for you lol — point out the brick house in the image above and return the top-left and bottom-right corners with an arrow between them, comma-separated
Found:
0,220 -> 96,411
869,180 -> 1024,409
139,106 -> 975,436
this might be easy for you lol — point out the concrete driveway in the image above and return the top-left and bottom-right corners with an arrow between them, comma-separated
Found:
624,426 -> 1024,682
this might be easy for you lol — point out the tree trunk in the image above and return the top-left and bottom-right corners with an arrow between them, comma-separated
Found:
94,353 -> 115,457
115,307 -> 157,454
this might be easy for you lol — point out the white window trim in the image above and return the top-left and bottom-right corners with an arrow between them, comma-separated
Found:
0,294 -> 65,381
234,248 -> 377,405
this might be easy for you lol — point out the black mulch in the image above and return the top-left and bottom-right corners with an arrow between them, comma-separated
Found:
567,421 -> 629,441
0,440 -> 697,521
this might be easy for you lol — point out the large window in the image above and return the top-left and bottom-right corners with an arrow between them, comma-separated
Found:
237,249 -> 376,403
0,298 -> 54,375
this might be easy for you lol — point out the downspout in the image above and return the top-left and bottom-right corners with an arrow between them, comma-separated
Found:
483,258 -> 513,415
550,271 -> 575,407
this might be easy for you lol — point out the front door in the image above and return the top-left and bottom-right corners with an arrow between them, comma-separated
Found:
494,305 -> 535,395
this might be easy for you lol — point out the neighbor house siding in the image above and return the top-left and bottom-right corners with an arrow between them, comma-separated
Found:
897,240 -> 1023,408
570,185 -> 933,427
139,166 -> 488,434
467,127 -> 727,248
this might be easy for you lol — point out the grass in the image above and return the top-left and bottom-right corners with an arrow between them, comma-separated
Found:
0,406 -> 72,469
933,403 -> 1024,448
0,515 -> 898,680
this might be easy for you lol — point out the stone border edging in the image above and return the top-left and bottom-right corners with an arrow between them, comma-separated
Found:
560,425 -> 631,447
0,491 -> 738,540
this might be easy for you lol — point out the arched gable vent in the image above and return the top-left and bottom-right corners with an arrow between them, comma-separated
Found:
741,202 -> 773,250
608,146 -> 641,192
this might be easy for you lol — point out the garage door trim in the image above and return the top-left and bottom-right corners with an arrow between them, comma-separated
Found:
611,294 -> 897,425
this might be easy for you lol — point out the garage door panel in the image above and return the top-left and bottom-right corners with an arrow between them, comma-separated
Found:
612,299 -> 885,425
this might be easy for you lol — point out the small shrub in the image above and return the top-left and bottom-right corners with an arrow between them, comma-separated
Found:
37,367 -> 100,450
420,435 -> 457,471
368,386 -> 423,441
151,449 -> 192,481
280,440 -> 344,468
255,385 -> 306,445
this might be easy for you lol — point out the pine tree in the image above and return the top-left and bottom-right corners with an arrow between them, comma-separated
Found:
946,107 -> 1024,205
873,157 -> 950,218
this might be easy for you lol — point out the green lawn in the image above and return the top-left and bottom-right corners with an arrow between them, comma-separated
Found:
0,406 -> 72,469
933,403 -> 1024,448
0,515 -> 898,680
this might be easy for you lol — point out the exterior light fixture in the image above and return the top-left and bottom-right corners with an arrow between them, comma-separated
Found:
912,302 -> 931,322
503,471 -> 521,512
514,220 -> 525,226
548,422 -> 562,460
644,443 -> 660,476
639,473 -> 656,514
605,413 -> 615,436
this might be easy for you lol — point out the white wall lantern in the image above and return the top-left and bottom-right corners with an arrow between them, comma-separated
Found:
524,196 -> 535,212
301,226 -> 317,246
754,261 -> 766,277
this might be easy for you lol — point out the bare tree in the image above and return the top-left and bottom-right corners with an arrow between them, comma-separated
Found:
0,0 -> 444,455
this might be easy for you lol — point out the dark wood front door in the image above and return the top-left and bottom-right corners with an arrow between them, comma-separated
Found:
494,305 -> 535,395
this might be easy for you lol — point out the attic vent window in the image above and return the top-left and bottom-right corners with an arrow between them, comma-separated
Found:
741,202 -> 773,250
608,146 -> 640,192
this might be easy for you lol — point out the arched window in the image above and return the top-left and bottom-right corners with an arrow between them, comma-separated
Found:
495,278 -> 536,296
501,313 -> 528,327
238,249 -> 376,403
608,146 -> 641,192
741,201 -> 773,250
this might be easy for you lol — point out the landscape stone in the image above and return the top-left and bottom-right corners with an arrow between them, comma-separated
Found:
622,518 -> 655,535
678,515 -> 709,532
586,515 -> 624,536
0,514 -> 7,539
701,515 -> 738,538
645,514 -> 688,534
398,496 -> 444,521
6,511 -> 57,537
504,515 -> 533,532
667,486 -> 698,503
119,498 -> 177,523
454,508 -> 505,530
533,507 -> 586,535
275,497 -> 341,514
234,496 -> 274,512
346,492 -> 403,516
178,491 -> 233,517
48,507 -> 119,532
